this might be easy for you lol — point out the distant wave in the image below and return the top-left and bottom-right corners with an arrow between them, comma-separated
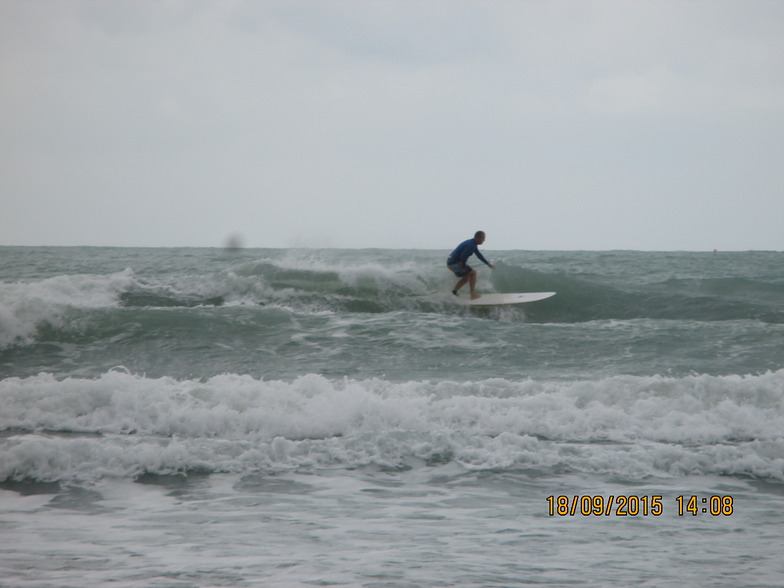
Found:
3,254 -> 783,349
0,269 -> 137,348
2,369 -> 783,483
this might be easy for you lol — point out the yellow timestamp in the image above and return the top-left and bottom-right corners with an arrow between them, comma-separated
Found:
676,495 -> 734,516
546,495 -> 735,517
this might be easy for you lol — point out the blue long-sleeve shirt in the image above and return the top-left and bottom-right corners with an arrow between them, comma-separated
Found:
449,238 -> 490,267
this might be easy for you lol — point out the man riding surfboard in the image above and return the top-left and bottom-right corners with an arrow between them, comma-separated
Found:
447,231 -> 495,300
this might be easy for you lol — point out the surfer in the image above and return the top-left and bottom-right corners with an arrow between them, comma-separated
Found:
447,231 -> 495,299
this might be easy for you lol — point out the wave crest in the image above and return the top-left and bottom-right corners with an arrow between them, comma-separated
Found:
2,370 -> 783,483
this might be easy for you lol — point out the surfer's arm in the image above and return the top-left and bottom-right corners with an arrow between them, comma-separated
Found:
475,249 -> 493,267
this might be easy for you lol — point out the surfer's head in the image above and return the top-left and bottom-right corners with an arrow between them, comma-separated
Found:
474,231 -> 486,244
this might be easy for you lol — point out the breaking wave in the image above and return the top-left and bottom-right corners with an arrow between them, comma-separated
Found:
2,369 -> 783,484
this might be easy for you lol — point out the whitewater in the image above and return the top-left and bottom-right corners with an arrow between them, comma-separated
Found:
1,246 -> 783,587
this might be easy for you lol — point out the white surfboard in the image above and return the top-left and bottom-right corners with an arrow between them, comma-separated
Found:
454,292 -> 556,306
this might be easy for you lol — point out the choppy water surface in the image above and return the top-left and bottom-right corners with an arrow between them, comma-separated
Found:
2,246 -> 783,586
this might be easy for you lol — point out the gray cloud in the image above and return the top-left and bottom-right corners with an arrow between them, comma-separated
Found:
2,0 -> 782,250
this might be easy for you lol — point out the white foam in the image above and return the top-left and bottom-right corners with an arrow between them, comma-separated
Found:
0,269 -> 137,347
2,370 -> 783,483
258,251 -> 436,297
0,253 -> 452,348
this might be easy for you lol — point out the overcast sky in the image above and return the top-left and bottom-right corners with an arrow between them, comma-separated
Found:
1,0 -> 782,250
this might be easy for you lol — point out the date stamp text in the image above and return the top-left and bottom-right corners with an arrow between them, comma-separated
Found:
546,495 -> 735,517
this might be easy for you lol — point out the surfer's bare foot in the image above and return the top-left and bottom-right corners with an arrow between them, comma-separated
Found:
471,293 -> 481,300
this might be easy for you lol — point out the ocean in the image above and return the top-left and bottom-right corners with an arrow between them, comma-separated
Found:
1,246 -> 783,587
